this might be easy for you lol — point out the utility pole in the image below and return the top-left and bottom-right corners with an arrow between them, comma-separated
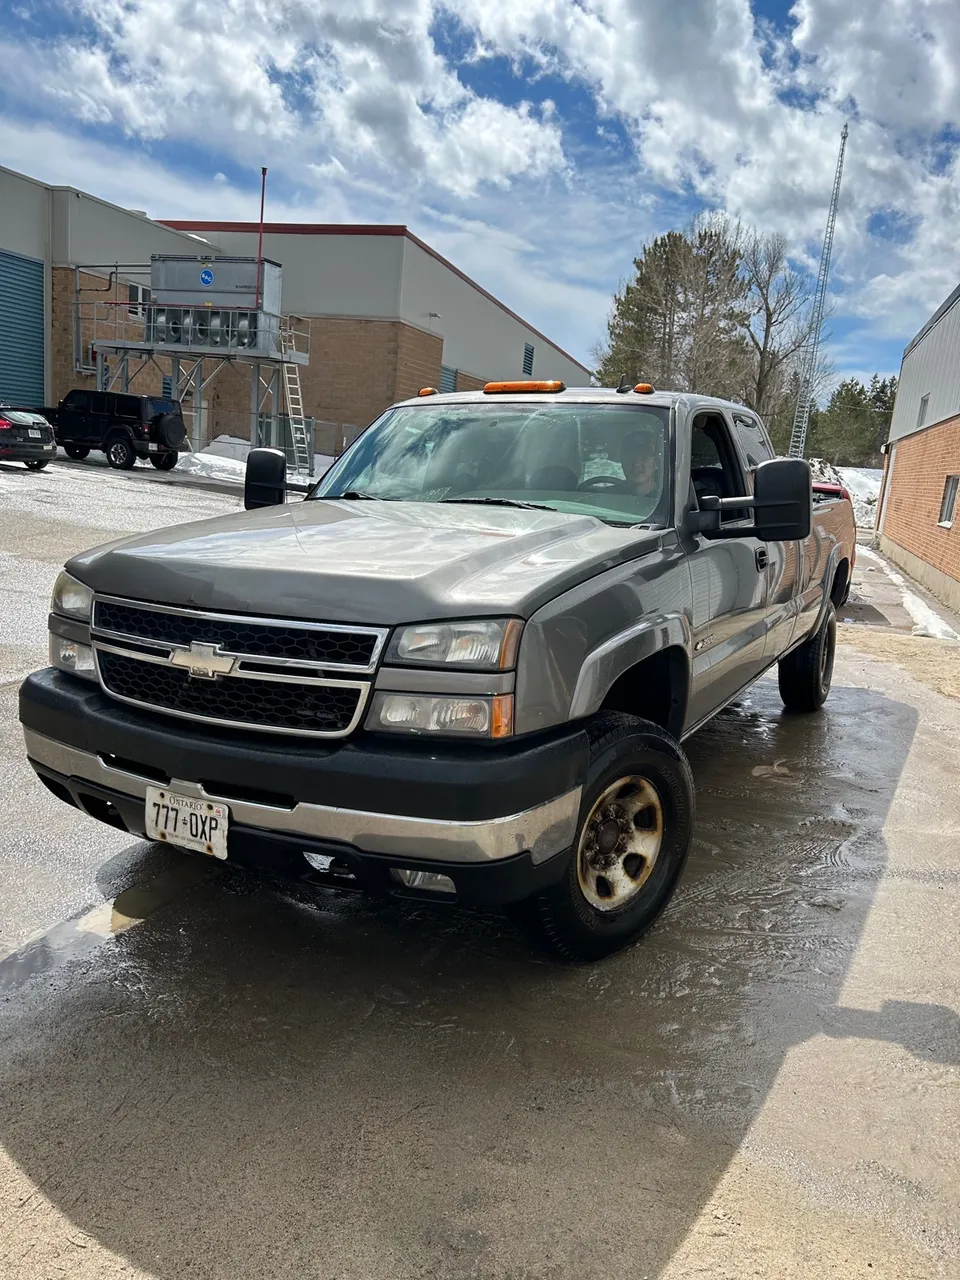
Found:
789,123 -> 849,459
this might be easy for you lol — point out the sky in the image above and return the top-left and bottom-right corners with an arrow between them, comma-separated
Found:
2,0 -> 959,386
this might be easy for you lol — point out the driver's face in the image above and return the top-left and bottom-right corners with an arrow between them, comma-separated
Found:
623,447 -> 657,493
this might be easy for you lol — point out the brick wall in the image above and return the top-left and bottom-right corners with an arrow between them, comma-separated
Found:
455,370 -> 486,392
880,415 -> 960,598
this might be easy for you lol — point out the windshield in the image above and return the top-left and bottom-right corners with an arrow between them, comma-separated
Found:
312,401 -> 672,525
0,410 -> 48,426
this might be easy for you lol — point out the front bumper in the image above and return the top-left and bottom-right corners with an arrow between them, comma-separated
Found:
20,670 -> 587,904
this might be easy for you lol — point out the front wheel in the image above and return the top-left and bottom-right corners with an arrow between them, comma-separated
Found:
512,713 -> 695,962
778,603 -> 837,712
24,460 -> 49,471
64,444 -> 90,460
105,434 -> 137,470
150,452 -> 178,471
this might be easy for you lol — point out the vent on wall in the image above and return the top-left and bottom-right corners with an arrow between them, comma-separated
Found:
440,365 -> 457,394
522,343 -> 535,376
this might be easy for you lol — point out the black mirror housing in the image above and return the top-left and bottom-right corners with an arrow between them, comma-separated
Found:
244,448 -> 287,510
753,458 -> 812,541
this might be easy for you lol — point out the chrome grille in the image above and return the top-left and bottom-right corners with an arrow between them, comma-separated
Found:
91,596 -> 386,738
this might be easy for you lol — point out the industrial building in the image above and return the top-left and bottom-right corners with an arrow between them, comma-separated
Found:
877,284 -> 960,614
0,164 -> 590,456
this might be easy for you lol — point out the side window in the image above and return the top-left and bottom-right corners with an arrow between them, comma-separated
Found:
691,413 -> 748,523
90,392 -> 110,415
66,390 -> 88,411
115,395 -> 140,420
734,414 -> 775,471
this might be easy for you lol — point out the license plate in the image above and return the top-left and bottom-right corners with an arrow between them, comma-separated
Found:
145,786 -> 229,858
28,429 -> 41,438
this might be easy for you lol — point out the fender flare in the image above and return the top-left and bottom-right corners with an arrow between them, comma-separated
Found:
568,613 -> 692,721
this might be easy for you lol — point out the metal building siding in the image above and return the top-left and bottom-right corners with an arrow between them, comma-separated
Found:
889,286 -> 960,443
0,250 -> 44,405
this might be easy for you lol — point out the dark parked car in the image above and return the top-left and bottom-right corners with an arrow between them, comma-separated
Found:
0,407 -> 57,470
39,390 -> 187,470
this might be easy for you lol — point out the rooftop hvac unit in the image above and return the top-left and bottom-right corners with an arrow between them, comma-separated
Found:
146,306 -> 279,355
150,255 -> 282,314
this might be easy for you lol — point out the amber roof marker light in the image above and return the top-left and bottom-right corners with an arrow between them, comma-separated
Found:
418,387 -> 439,396
483,380 -> 566,394
634,383 -> 655,394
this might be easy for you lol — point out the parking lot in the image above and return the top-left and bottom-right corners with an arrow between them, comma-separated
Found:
1,458 -> 959,1279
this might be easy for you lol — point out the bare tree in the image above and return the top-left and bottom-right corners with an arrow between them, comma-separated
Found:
739,232 -> 814,419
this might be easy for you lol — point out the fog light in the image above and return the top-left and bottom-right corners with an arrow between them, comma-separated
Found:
49,634 -> 97,679
390,868 -> 456,894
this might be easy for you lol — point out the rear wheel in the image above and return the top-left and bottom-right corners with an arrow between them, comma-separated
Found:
24,460 -> 49,471
150,452 -> 179,471
778,603 -> 837,712
512,713 -> 695,962
64,444 -> 90,460
105,434 -> 137,470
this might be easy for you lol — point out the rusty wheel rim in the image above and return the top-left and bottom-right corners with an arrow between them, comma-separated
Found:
576,775 -> 665,913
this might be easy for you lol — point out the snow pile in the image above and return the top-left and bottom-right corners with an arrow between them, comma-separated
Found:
808,457 -> 882,529
174,436 -> 335,485
858,548 -> 960,640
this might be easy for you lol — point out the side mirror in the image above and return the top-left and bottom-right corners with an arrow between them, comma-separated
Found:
244,448 -> 287,510
753,458 -> 812,541
693,458 -> 812,542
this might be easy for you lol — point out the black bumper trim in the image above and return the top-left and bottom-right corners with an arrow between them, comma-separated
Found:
20,669 -> 588,823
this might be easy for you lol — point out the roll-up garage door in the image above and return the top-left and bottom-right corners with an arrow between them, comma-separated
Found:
0,250 -> 45,405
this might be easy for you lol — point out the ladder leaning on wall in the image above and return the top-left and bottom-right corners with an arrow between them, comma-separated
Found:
280,324 -> 312,476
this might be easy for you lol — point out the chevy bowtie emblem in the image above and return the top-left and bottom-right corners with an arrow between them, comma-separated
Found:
169,641 -> 237,680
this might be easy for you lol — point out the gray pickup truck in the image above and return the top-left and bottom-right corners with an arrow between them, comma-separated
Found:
20,381 -> 855,959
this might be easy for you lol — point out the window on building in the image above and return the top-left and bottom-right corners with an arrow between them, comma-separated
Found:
440,365 -> 457,394
917,393 -> 930,428
522,343 -> 535,376
939,475 -> 959,528
127,283 -> 152,317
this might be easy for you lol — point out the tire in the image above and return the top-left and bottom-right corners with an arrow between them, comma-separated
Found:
64,444 -> 90,460
105,434 -> 137,470
512,712 -> 695,962
150,452 -> 179,471
24,460 -> 49,471
778,602 -> 837,712
156,414 -> 187,449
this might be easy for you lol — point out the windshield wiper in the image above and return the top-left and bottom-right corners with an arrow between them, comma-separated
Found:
331,490 -> 383,501
440,497 -> 555,511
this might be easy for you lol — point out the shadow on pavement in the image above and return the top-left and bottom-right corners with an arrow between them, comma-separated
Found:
0,681 -> 919,1278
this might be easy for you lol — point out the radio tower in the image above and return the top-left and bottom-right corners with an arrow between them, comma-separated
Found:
788,122 -> 849,458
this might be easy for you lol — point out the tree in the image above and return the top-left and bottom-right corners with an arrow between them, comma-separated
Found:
738,232 -> 815,420
595,217 -> 819,422
806,375 -> 895,466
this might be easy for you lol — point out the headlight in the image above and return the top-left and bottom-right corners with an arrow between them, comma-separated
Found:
49,634 -> 97,680
389,618 -> 522,669
367,692 -> 514,738
51,571 -> 93,622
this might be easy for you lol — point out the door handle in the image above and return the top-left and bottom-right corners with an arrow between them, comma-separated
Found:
755,548 -> 769,571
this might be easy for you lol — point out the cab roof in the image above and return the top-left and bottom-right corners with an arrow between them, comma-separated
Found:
393,385 -> 759,418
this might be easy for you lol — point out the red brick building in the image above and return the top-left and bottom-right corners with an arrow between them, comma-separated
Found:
878,285 -> 960,615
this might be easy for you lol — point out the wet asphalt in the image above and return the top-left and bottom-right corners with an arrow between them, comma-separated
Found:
0,459 -> 958,1279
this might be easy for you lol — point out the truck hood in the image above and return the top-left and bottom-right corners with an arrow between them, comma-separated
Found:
67,499 -> 660,625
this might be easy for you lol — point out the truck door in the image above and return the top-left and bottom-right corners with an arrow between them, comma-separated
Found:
89,392 -> 114,445
730,412 -> 800,662
685,411 -> 770,726
57,390 -> 94,447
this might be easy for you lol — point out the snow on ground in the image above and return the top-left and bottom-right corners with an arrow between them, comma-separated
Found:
858,546 -> 960,641
808,458 -> 882,529
175,436 -> 335,485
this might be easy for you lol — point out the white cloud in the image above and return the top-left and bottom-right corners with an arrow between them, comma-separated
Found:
3,0 -> 960,371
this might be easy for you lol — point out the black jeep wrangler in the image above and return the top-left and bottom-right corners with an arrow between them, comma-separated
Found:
41,390 -> 187,470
